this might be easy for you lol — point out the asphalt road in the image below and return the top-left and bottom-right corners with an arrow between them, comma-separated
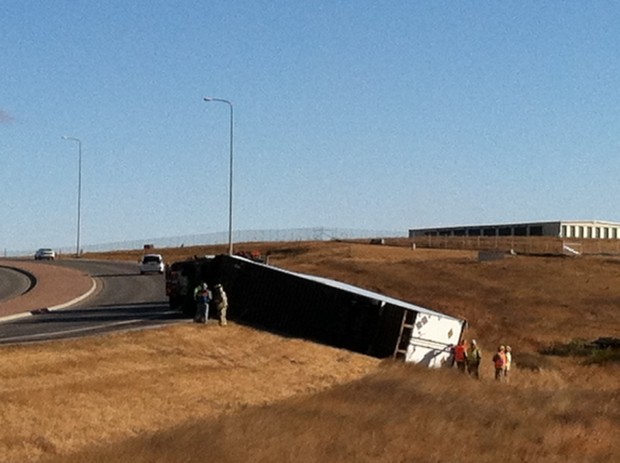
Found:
0,267 -> 33,303
0,260 -> 187,344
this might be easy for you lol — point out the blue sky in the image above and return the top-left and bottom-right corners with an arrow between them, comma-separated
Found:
2,1 -> 620,252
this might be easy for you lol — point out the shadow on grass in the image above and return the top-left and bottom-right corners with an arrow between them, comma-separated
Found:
540,337 -> 620,365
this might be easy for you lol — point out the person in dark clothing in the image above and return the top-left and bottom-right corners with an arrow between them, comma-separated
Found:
193,281 -> 210,324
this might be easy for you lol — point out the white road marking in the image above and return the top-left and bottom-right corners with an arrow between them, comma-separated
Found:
0,310 -> 181,343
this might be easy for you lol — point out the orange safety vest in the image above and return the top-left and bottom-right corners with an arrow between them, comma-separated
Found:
454,344 -> 467,362
493,352 -> 506,369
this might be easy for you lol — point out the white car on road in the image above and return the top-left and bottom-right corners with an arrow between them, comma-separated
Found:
139,254 -> 165,274
34,248 -> 56,260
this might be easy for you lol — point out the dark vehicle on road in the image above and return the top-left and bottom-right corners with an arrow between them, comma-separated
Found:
165,252 -> 265,316
165,255 -> 218,316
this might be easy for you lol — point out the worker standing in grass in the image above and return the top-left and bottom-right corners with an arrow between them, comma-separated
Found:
504,346 -> 513,381
193,281 -> 211,324
467,339 -> 482,379
212,283 -> 228,326
453,339 -> 468,373
493,346 -> 507,381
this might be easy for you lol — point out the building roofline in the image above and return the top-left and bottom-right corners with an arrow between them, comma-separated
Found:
409,219 -> 620,231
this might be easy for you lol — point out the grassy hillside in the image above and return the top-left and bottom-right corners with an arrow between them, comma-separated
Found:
1,241 -> 618,462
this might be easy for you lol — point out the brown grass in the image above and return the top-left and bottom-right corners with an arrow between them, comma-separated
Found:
2,241 -> 619,462
1,324 -> 378,463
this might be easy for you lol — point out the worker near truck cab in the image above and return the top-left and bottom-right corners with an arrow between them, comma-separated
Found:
193,281 -> 210,324
453,339 -> 468,373
212,283 -> 228,326
467,339 -> 482,379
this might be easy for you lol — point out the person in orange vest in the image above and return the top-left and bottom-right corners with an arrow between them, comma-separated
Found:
492,345 -> 507,381
453,339 -> 468,373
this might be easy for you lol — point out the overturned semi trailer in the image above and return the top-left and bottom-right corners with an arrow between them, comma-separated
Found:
205,255 -> 466,367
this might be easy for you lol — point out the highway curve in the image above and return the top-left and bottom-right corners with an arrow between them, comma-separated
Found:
0,259 -> 185,344
0,267 -> 33,303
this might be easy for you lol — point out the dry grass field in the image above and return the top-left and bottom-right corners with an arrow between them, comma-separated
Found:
2,241 -> 619,462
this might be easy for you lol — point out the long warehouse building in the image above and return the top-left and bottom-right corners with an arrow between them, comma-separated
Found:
409,220 -> 620,240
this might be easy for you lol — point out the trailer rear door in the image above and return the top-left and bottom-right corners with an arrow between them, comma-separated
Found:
404,313 -> 464,367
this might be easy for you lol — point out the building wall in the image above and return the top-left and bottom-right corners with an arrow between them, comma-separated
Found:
409,221 -> 620,240
560,223 -> 620,239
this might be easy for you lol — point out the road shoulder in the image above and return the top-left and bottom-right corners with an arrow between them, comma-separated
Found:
0,260 -> 95,320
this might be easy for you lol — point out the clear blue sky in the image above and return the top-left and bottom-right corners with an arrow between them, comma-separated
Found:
2,1 -> 620,252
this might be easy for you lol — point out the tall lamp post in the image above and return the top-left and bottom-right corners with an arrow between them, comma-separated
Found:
203,97 -> 234,255
62,136 -> 82,257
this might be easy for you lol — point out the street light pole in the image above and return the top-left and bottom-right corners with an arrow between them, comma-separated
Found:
203,97 -> 234,255
62,136 -> 82,257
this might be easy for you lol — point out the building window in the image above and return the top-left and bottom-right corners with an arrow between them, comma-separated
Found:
529,226 -> 543,236
514,227 -> 527,236
562,225 -> 568,237
468,229 -> 481,236
483,228 -> 496,236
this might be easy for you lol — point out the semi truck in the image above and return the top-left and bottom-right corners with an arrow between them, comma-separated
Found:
165,254 -> 466,367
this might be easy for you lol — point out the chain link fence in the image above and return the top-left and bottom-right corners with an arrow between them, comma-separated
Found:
5,227 -> 407,257
385,235 -> 620,256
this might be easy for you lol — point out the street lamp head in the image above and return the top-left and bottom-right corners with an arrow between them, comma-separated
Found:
204,96 -> 233,106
